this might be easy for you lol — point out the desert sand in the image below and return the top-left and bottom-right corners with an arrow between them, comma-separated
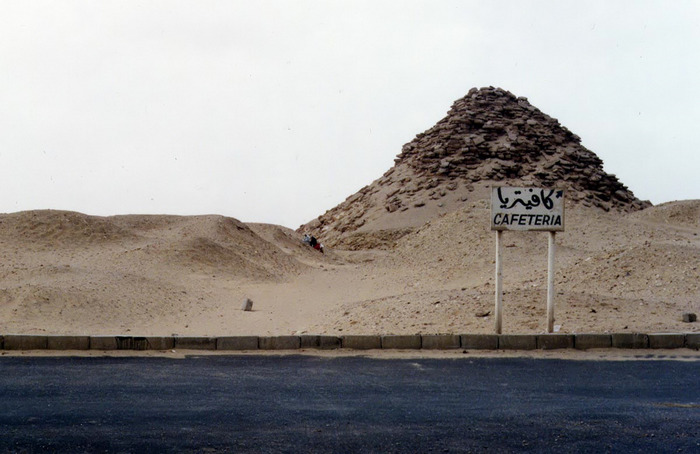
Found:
1,87 -> 698,338
0,200 -> 697,338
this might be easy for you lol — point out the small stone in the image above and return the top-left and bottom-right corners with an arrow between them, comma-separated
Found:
242,298 -> 253,311
385,201 -> 400,213
682,313 -> 697,323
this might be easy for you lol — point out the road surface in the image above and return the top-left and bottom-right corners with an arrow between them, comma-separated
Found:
0,355 -> 698,452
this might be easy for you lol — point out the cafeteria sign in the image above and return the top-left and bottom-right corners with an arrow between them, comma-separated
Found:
491,187 -> 564,231
490,187 -> 565,335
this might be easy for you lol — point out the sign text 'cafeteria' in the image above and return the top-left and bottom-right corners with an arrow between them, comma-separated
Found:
491,187 -> 565,231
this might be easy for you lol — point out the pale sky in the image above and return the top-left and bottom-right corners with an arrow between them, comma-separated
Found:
2,0 -> 698,228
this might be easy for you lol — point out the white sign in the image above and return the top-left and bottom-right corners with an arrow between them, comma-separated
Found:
491,187 -> 565,231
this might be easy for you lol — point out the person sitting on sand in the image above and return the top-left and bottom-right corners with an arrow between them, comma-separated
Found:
302,234 -> 323,253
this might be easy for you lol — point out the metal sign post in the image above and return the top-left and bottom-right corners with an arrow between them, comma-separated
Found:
495,230 -> 503,334
547,231 -> 556,333
490,187 -> 565,334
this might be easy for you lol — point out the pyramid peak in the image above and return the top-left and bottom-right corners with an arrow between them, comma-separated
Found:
301,88 -> 650,249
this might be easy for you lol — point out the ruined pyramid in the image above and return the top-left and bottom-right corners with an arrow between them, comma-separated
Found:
300,87 -> 651,249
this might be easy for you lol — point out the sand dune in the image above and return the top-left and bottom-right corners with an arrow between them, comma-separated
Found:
0,211 -> 320,336
0,201 -> 697,337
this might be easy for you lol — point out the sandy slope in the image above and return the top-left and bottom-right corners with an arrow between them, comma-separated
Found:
0,200 -> 697,337
308,201 -> 699,335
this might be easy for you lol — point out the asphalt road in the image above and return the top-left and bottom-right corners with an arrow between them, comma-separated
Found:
0,355 -> 698,453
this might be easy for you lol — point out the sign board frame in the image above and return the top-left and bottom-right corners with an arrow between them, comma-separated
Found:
490,187 -> 565,334
491,187 -> 565,231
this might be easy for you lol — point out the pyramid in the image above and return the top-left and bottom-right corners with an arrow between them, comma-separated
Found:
300,87 -> 651,249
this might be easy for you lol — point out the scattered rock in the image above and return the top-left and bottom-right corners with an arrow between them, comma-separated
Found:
241,298 -> 253,311
682,312 -> 697,323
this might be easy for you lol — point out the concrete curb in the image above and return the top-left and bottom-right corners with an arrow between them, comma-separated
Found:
47,336 -> 90,350
89,336 -> 118,350
144,337 -> 176,350
342,335 -> 382,350
217,336 -> 259,350
115,336 -> 141,350
174,337 -> 217,350
612,333 -> 649,349
686,333 -> 700,349
0,333 -> 698,351
4,335 -> 48,350
648,333 -> 686,349
499,335 -> 537,350
259,336 -> 300,350
575,334 -> 611,350
382,335 -> 422,349
461,334 -> 499,350
300,335 -> 341,349
537,334 -> 574,350
422,334 -> 461,350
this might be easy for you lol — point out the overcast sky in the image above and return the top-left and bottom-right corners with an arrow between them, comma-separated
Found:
2,1 -> 698,228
